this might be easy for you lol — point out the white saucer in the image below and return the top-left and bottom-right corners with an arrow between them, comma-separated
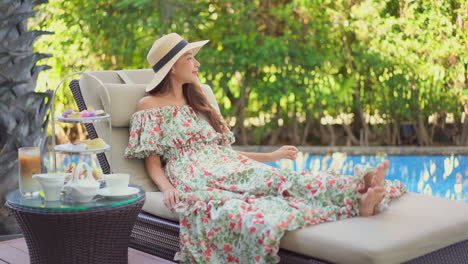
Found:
97,187 -> 139,198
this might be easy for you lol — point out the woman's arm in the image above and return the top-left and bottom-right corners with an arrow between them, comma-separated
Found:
145,155 -> 173,191
236,145 -> 299,163
137,99 -> 180,210
145,155 -> 180,209
236,151 -> 274,162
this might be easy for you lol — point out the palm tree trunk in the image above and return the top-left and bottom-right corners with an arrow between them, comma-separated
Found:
0,0 -> 53,235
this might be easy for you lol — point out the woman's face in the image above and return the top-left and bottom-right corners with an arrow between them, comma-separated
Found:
171,50 -> 201,84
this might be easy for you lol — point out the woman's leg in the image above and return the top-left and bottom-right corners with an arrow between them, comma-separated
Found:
281,160 -> 404,218
276,168 -> 366,221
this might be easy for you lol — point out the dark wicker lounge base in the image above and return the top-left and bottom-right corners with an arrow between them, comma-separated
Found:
129,211 -> 329,264
128,211 -> 468,264
69,79 -> 468,264
7,198 -> 145,264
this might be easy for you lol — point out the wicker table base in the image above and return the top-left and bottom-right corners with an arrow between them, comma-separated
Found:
7,198 -> 144,264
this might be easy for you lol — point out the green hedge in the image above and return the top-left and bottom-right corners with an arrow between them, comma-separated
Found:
32,0 -> 467,146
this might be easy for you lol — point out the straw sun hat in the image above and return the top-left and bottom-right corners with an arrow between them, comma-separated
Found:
145,33 -> 209,92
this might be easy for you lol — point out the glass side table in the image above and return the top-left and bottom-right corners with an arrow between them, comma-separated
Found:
5,184 -> 145,264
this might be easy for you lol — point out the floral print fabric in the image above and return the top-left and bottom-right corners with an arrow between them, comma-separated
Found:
124,105 -> 407,264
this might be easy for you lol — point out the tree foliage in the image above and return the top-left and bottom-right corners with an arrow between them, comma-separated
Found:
32,0 -> 468,146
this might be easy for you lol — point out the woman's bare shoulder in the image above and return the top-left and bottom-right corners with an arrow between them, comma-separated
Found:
137,95 -> 186,112
137,95 -> 163,111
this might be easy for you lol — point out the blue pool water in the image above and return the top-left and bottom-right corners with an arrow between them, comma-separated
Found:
45,153 -> 101,174
46,152 -> 468,202
265,153 -> 468,202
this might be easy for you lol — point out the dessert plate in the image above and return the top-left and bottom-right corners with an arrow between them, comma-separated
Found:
55,143 -> 110,154
97,187 -> 140,198
55,114 -> 110,123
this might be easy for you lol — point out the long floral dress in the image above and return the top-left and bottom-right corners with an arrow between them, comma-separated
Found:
124,105 -> 407,264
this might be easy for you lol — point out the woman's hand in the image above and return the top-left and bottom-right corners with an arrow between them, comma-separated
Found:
270,145 -> 299,162
162,187 -> 181,210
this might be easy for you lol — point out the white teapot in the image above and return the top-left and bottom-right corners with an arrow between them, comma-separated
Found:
62,162 -> 100,202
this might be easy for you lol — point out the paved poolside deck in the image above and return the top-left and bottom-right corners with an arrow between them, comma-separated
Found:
0,238 -> 175,264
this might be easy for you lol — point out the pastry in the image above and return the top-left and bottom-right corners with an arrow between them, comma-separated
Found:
62,109 -> 73,118
62,108 -> 106,118
80,110 -> 91,117
95,110 -> 106,116
67,113 -> 82,118
85,138 -> 107,149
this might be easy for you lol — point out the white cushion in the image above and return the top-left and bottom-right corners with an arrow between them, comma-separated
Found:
111,128 -> 159,192
116,69 -> 155,84
280,193 -> 468,263
143,192 -> 180,222
116,71 -> 135,84
101,83 -> 146,128
200,84 -> 221,114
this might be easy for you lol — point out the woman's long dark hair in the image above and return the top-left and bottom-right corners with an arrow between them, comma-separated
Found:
147,73 -> 228,133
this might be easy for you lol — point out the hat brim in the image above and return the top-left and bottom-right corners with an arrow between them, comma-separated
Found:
145,39 -> 210,92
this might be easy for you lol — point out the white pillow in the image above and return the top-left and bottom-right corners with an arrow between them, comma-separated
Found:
99,83 -> 220,128
100,83 -> 146,128
200,84 -> 221,114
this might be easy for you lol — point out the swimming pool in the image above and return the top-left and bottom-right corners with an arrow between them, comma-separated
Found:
46,152 -> 468,202
265,153 -> 468,202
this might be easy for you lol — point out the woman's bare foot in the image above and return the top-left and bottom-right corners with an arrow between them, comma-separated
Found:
358,169 -> 374,194
359,186 -> 385,216
371,160 -> 389,188
357,160 -> 389,194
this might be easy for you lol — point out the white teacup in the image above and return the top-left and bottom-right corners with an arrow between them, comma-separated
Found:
104,174 -> 130,194
32,173 -> 69,201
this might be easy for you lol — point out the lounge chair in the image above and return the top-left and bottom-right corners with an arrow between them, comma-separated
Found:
69,69 -> 468,264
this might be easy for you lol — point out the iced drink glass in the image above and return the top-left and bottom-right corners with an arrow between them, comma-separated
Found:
18,147 -> 41,197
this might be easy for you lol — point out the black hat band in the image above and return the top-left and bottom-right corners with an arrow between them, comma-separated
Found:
152,40 -> 188,73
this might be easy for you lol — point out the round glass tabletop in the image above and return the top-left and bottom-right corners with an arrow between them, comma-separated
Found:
6,184 -> 145,211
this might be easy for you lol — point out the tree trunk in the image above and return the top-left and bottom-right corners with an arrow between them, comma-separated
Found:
463,62 -> 468,145
460,104 -> 468,145
232,71 -> 249,145
416,116 -> 432,146
318,124 -> 328,145
384,123 -> 392,145
318,122 -> 334,145
343,123 -> 360,145
268,104 -> 283,145
342,25 -> 373,146
301,113 -> 313,145
291,106 -> 300,145
327,125 -> 336,146
393,122 -> 401,145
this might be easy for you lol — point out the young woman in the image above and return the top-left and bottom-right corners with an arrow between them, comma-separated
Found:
125,33 -> 407,264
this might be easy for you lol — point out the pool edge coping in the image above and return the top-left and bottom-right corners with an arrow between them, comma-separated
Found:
232,146 -> 468,155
